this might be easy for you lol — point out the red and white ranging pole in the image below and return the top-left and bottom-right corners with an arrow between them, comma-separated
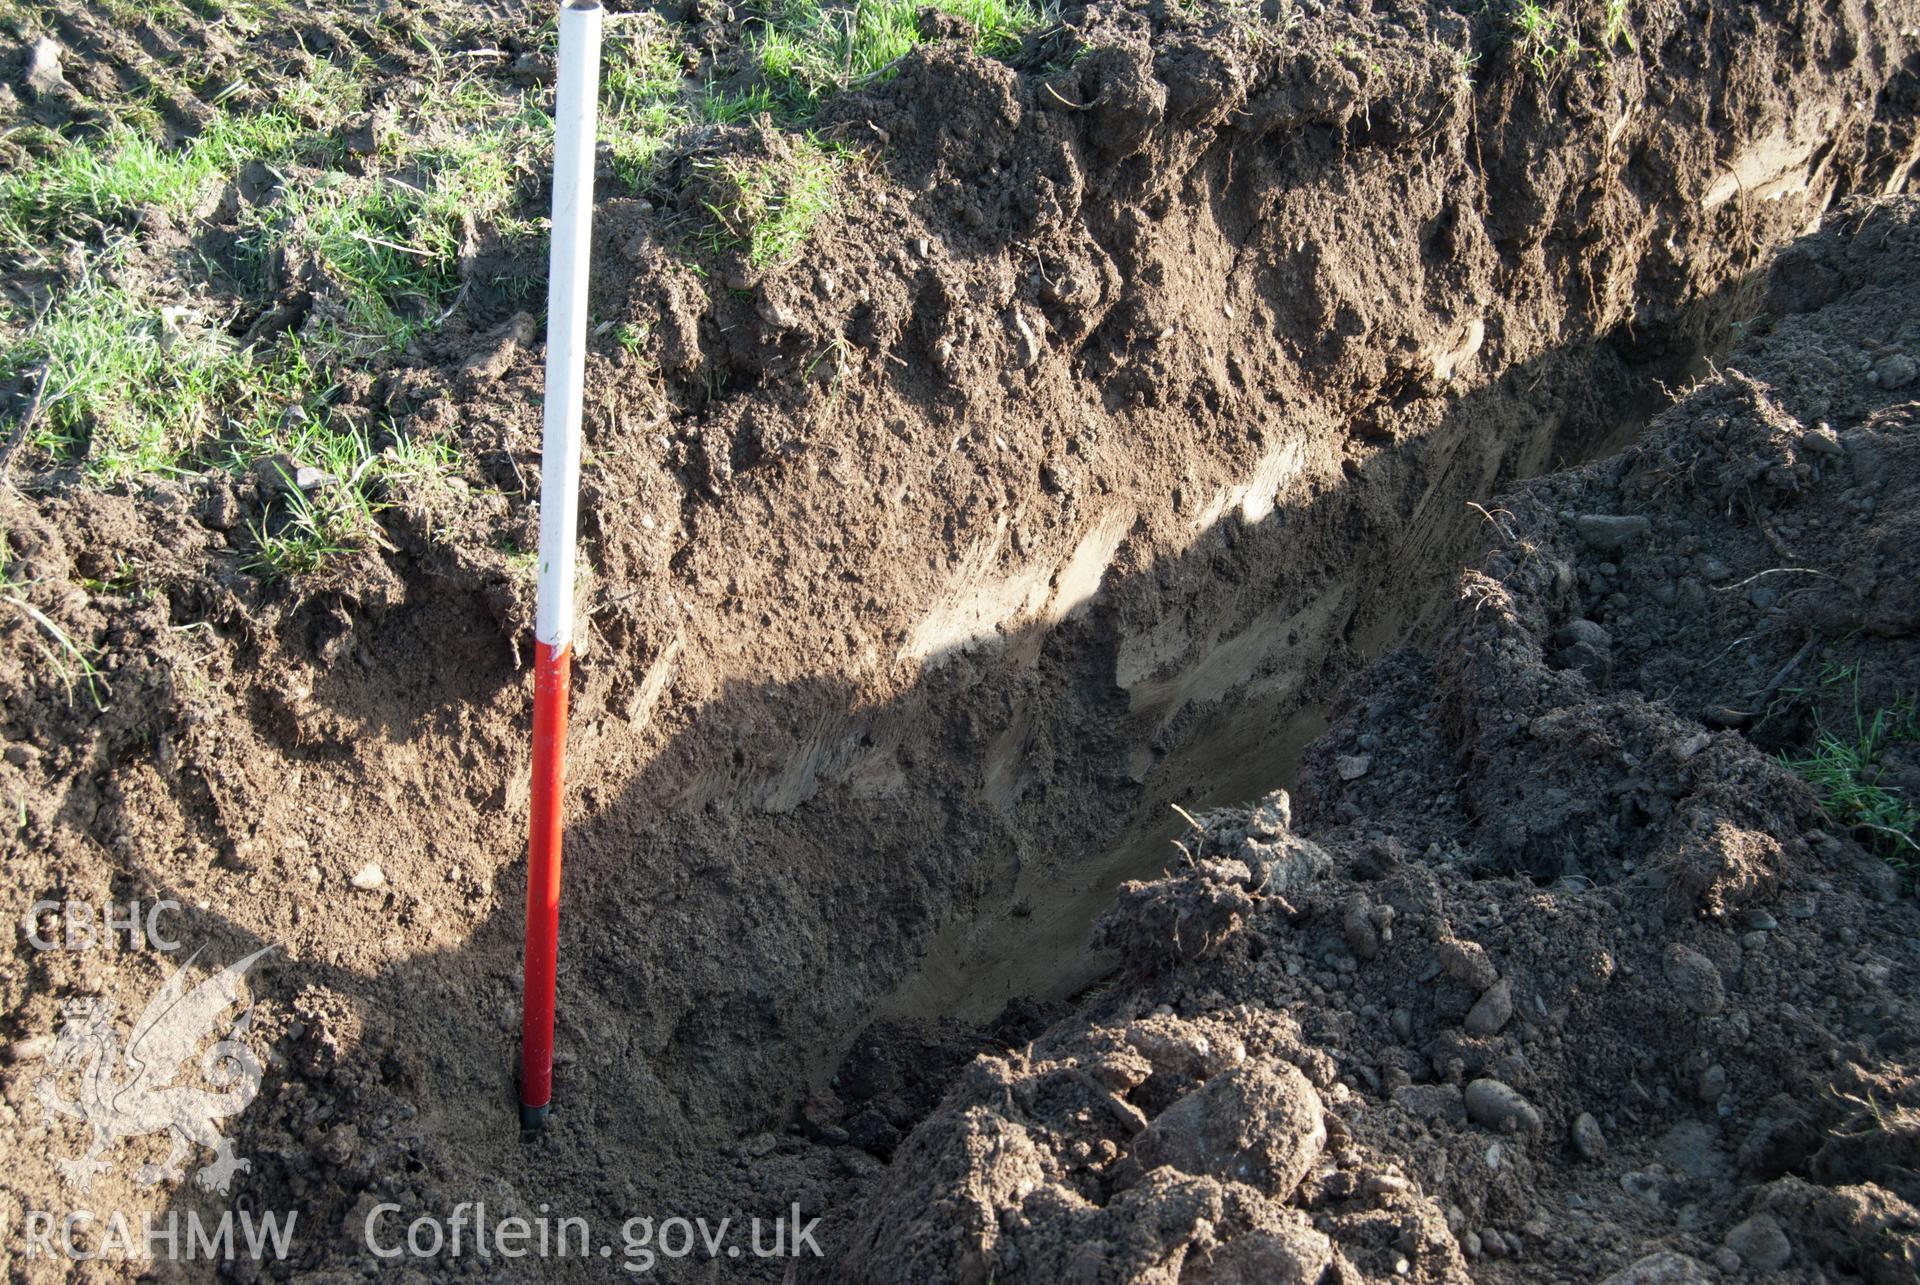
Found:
521,0 -> 601,1134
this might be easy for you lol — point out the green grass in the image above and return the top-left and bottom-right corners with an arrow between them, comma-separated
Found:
241,422 -> 456,582
749,0 -> 1051,113
1507,0 -> 1635,79
0,112 -> 310,251
236,94 -> 540,352
1602,0 -> 1636,54
244,478 -> 356,581
0,278 -> 307,480
603,21 -> 692,187
0,268 -> 456,589
1782,663 -> 1920,870
3,0 -> 1042,580
1510,2 -> 1578,78
697,137 -> 845,268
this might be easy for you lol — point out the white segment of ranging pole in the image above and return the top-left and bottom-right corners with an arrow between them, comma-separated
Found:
537,0 -> 602,650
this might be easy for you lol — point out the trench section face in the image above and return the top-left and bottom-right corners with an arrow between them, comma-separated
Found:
423,1 -> 1920,1175
873,328 -> 1687,1026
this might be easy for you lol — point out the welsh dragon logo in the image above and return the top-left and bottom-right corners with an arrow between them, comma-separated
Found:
33,945 -> 273,1195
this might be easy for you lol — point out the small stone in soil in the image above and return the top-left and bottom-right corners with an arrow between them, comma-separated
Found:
1723,1214 -> 1792,1272
350,863 -> 387,890
844,1107 -> 900,1158
1572,1111 -> 1607,1159
26,37 -> 66,95
1437,938 -> 1499,992
1619,1171 -> 1662,1205
1464,1078 -> 1541,1137
1695,1063 -> 1728,1102
1342,900 -> 1380,960
1464,978 -> 1514,1035
1663,942 -> 1725,1016
1574,513 -> 1652,552
1874,352 -> 1916,388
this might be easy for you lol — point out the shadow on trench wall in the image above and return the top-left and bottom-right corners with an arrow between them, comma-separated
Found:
69,263 -> 1781,1276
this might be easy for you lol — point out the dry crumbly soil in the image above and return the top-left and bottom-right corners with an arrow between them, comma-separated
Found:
0,0 -> 1916,1281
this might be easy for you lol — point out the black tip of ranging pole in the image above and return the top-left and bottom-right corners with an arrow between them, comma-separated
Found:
520,1102 -> 550,1134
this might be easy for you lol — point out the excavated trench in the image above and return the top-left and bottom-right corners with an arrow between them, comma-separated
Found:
8,4 -> 1920,1277
509,4 -> 1920,1171
53,4 -> 1895,1271
875,335 -> 1690,1029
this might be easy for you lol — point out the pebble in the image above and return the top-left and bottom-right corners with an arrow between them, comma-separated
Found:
1572,1111 -> 1607,1159
1342,900 -> 1380,960
1364,1173 -> 1410,1196
1464,978 -> 1514,1035
1709,1247 -> 1742,1274
1800,425 -> 1844,455
1556,619 -> 1612,649
1464,1079 -> 1541,1137
845,1108 -> 900,1157
1620,1171 -> 1662,1205
1438,938 -> 1499,992
25,36 -> 66,95
1874,353 -> 1916,389
1723,1214 -> 1791,1271
1009,309 -> 1043,367
350,863 -> 387,890
1336,753 -> 1372,781
1695,1064 -> 1727,1102
1575,513 -> 1652,552
1663,943 -> 1725,1016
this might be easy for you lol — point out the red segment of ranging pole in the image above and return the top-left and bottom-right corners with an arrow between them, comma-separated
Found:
521,0 -> 602,1135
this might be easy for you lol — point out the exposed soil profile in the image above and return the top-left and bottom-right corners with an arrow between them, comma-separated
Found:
0,0 -> 1916,1281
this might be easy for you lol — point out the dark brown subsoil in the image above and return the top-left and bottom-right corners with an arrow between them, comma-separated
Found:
0,0 -> 1917,1281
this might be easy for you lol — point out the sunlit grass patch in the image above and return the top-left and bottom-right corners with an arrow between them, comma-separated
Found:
242,128 -> 525,354
239,419 -> 456,583
598,15 -> 787,189
0,111 -> 309,251
0,278 -> 290,481
697,135 -> 845,268
748,0 -> 1051,111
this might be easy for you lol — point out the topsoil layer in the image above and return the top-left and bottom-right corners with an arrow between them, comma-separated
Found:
0,0 -> 1917,1281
